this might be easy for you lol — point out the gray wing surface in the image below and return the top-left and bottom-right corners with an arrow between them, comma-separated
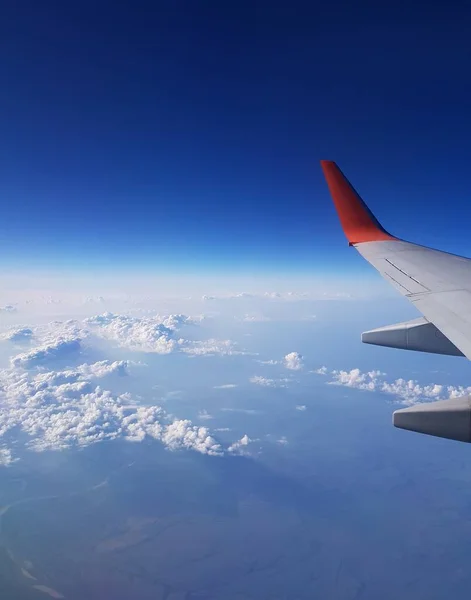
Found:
356,240 -> 471,360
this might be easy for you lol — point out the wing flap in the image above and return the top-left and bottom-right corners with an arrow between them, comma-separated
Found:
412,291 -> 471,360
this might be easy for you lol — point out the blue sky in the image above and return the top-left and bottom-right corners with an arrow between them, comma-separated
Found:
2,1 -> 471,275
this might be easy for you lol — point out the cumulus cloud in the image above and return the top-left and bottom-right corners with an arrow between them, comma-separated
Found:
330,368 -> 385,391
318,366 -> 471,406
255,353 -> 303,370
10,336 -> 82,369
0,322 -> 226,462
277,436 -> 289,445
313,366 -> 328,375
296,405 -> 307,411
284,352 -> 303,371
0,447 -> 15,466
85,312 -> 186,354
0,309 -> 299,464
84,312 -> 248,357
161,420 -> 221,455
2,327 -> 34,342
75,360 -> 129,379
228,434 -> 253,453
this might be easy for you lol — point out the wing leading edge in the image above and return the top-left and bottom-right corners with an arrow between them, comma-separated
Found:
321,160 -> 471,443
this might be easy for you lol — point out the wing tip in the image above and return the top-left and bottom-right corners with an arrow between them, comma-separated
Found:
320,160 -> 396,245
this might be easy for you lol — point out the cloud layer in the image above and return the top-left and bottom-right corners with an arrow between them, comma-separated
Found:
0,357 -> 222,462
85,312 -> 188,354
316,366 -> 471,405
84,312 -> 249,356
0,311 -> 260,463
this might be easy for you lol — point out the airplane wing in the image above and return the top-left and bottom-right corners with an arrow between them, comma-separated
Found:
321,160 -> 471,443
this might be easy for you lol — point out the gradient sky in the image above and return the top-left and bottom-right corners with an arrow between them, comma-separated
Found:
2,1 -> 471,274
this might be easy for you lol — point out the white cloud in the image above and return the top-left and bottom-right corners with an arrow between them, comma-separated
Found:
0,359 -> 223,459
329,368 -> 384,391
182,338 -> 249,356
250,375 -> 287,388
0,315 -> 230,462
221,408 -> 260,415
213,384 -> 238,389
277,436 -> 289,445
321,367 -> 471,406
75,360 -> 130,379
284,352 -> 303,371
228,433 -> 253,453
198,290 -> 355,303
0,447 -> 15,466
313,366 -> 328,375
2,327 -> 34,342
198,410 -> 213,421
255,354 -> 303,370
240,314 -> 271,322
10,336 -> 83,369
296,405 -> 307,411
256,359 -> 280,366
85,312 -> 185,354
85,312 -> 248,357
161,420 -> 221,455
0,303 -> 336,464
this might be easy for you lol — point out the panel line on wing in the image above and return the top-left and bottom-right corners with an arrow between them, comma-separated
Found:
384,259 -> 430,291
384,272 -> 414,295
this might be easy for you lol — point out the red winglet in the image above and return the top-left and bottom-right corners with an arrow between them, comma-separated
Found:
320,160 -> 396,245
